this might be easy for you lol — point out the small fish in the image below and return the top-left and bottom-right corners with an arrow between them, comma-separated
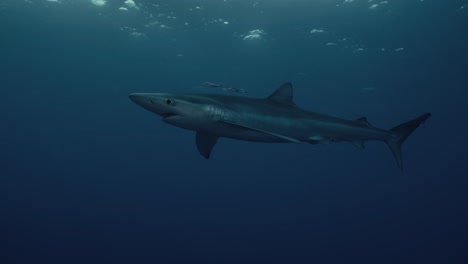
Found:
223,87 -> 246,93
203,82 -> 247,93
203,82 -> 222,88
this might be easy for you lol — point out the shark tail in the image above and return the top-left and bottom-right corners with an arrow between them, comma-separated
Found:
385,113 -> 431,170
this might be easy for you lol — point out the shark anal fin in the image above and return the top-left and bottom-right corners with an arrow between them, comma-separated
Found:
220,119 -> 301,143
195,132 -> 219,159
352,140 -> 366,150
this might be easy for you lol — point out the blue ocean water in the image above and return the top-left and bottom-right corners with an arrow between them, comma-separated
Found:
2,0 -> 468,263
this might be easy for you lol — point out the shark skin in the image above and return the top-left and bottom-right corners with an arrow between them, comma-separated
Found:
129,82 -> 431,170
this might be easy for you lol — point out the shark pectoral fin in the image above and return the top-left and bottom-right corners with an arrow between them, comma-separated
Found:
352,140 -> 366,150
195,132 -> 219,159
220,120 -> 301,143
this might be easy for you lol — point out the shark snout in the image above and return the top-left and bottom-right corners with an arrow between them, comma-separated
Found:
129,93 -> 153,107
129,93 -> 143,103
129,93 -> 168,116
129,93 -> 153,111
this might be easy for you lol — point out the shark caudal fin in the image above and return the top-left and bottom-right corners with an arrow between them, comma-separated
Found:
385,113 -> 431,170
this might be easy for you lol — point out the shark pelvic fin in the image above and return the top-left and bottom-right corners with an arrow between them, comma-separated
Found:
221,119 -> 301,143
195,132 -> 219,159
267,82 -> 296,107
352,140 -> 366,149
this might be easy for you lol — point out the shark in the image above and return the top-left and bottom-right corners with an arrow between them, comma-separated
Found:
129,82 -> 430,170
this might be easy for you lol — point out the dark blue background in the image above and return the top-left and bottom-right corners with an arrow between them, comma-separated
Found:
2,0 -> 468,263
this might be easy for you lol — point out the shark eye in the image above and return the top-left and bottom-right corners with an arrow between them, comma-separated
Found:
166,99 -> 173,105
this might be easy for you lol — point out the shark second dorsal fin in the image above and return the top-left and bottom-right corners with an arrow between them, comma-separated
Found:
267,82 -> 296,106
356,117 -> 372,127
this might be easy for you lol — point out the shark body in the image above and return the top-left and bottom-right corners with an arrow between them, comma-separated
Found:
129,82 -> 430,170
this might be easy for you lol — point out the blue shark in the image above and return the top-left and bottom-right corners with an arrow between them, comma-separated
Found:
129,82 -> 430,170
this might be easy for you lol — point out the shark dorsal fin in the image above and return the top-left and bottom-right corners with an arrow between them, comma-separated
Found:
267,82 -> 296,106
